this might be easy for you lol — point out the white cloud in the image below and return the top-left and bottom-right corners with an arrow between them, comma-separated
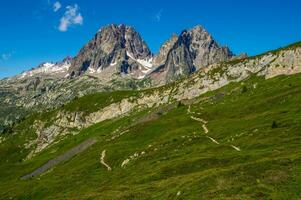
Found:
53,1 -> 62,12
73,13 -> 83,24
155,9 -> 163,22
58,4 -> 83,32
1,53 -> 12,61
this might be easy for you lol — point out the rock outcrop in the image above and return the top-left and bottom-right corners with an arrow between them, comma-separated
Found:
153,25 -> 234,83
2,25 -> 301,150
24,44 -> 301,156
0,24 -> 234,119
69,24 -> 154,79
153,33 -> 178,67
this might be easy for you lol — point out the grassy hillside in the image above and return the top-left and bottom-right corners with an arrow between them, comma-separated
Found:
1,73 -> 301,199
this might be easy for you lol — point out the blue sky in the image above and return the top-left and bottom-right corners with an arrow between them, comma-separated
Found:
1,0 -> 301,79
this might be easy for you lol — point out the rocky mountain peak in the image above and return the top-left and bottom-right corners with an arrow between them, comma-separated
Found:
69,24 -> 153,78
17,57 -> 73,79
7,24 -> 235,86
155,25 -> 234,83
60,56 -> 73,64
153,33 -> 178,67
182,25 -> 233,68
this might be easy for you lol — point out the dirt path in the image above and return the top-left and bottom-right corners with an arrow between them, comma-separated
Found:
202,124 -> 209,134
230,145 -> 241,151
190,116 -> 209,134
190,116 -> 208,124
190,115 -> 241,152
206,136 -> 220,144
100,150 -> 112,171
21,138 -> 97,180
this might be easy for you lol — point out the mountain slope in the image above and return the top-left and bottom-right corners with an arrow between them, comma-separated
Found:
2,41 -> 300,158
0,41 -> 301,199
1,70 -> 301,199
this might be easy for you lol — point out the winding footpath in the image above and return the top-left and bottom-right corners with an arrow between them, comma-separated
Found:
190,116 -> 208,124
188,106 -> 241,151
206,136 -> 220,144
230,145 -> 241,151
190,116 -> 209,134
100,150 -> 112,171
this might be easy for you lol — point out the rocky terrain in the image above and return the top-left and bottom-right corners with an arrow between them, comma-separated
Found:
3,41 -> 300,160
153,33 -> 178,67
1,23 -> 301,199
69,24 -> 154,79
153,26 -> 234,83
0,24 -> 236,133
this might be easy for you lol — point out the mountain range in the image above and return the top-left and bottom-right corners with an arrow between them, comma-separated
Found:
6,24 -> 235,82
0,24 -> 237,132
1,24 -> 301,199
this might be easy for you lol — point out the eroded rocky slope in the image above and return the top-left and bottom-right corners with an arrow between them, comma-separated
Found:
16,42 -> 301,158
0,24 -> 235,133
152,26 -> 234,83
69,24 -> 154,79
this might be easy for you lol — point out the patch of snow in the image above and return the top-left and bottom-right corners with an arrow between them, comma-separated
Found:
19,62 -> 71,79
110,61 -> 117,66
126,51 -> 135,60
137,57 -> 153,69
137,75 -> 145,79
88,67 -> 96,73
142,68 -> 152,74
126,51 -> 153,69
43,63 -> 55,68
20,72 -> 28,79
96,68 -> 102,73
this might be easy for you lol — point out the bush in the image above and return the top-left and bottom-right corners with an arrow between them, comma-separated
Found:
272,121 -> 278,129
241,85 -> 248,93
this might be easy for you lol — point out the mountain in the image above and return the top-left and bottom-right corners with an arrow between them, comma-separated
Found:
69,24 -> 154,79
153,33 -> 178,67
19,56 -> 73,79
9,41 -> 301,155
2,24 -> 234,85
1,25 -> 234,84
69,24 -> 233,83
0,24 -> 236,133
1,41 -> 301,199
152,26 -> 234,83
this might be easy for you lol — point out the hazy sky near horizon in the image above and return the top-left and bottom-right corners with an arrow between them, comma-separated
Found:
0,0 -> 301,78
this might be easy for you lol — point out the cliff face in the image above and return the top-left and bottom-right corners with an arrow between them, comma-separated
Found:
153,33 -> 178,67
69,24 -> 153,78
0,24 -> 255,133
69,24 -> 234,83
157,26 -> 234,83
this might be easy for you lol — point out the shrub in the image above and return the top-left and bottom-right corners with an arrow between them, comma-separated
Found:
272,121 -> 278,129
241,85 -> 248,93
